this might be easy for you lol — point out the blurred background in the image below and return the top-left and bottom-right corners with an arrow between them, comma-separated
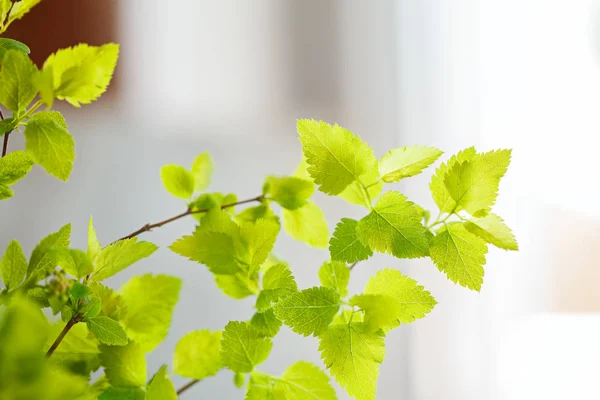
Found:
2,0 -> 600,399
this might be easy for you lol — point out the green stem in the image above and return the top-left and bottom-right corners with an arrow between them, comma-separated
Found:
19,99 -> 44,122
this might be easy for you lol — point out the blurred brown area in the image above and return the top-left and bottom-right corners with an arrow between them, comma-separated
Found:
5,0 -> 120,96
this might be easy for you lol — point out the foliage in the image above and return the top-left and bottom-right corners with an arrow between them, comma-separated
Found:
0,3 -> 517,399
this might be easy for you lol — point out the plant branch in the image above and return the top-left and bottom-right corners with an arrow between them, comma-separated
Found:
117,195 -> 264,242
349,261 -> 359,271
46,314 -> 80,358
0,109 -> 10,157
177,379 -> 200,396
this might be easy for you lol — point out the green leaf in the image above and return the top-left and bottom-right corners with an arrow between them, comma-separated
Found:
215,274 -> 256,299
350,294 -> 401,332
256,264 -> 297,311
263,175 -> 314,210
0,38 -> 30,61
7,0 -> 41,22
173,330 -> 222,380
190,192 -> 238,222
87,316 -> 128,346
0,150 -> 33,185
278,361 -> 337,400
0,184 -> 12,199
0,0 -> 10,25
220,321 -> 273,373
364,268 -> 437,327
170,231 -> 240,275
273,286 -> 340,336
39,43 -> 120,107
297,119 -> 378,195
318,260 -> 350,298
160,164 -> 195,199
444,149 -> 512,216
429,222 -> 488,291
282,201 -> 329,248
27,223 -> 71,280
80,297 -> 101,319
319,322 -> 385,400
0,117 -> 16,135
69,281 -> 90,301
0,50 -> 38,112
99,387 -> 145,400
356,191 -> 429,259
88,283 -> 122,320
237,203 -> 279,225
250,309 -> 282,338
1,240 -> 27,290
24,111 -> 75,181
191,152 -> 213,192
465,213 -> 518,251
245,371 -> 278,400
100,341 -> 147,388
91,238 -> 158,282
88,216 -> 102,261
43,323 -> 99,371
430,147 -> 476,212
329,218 -> 373,264
338,167 -> 382,209
379,145 -> 443,182
57,248 -> 94,279
240,218 -> 280,272
119,274 -> 181,352
146,365 -> 177,400
234,372 -> 245,388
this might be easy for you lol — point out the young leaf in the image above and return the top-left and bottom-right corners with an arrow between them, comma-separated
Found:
0,50 -> 38,112
69,281 -> 90,301
91,238 -> 158,282
430,147 -> 476,213
220,321 -> 273,373
356,191 -> 429,259
173,330 -> 222,380
119,274 -> 181,352
98,387 -> 145,400
282,201 -> 329,248
250,309 -> 282,338
444,149 -> 511,216
24,111 -> 75,181
237,203 -> 279,225
7,0 -> 41,22
100,342 -> 147,388
0,150 -> 34,185
364,269 -> 437,327
263,175 -> 314,210
88,283 -> 123,320
27,223 -> 71,280
80,297 -> 101,319
350,294 -> 401,332
318,260 -> 350,298
429,222 -> 488,291
0,117 -> 16,135
273,286 -> 340,336
1,240 -> 27,290
190,192 -> 238,222
160,164 -> 195,199
0,184 -> 12,200
278,361 -> 337,400
56,248 -> 94,279
239,219 -> 280,272
329,218 -> 373,264
88,216 -> 102,261
170,231 -> 240,275
215,274 -> 256,300
191,152 -> 213,192
379,145 -> 443,182
297,119 -> 378,195
0,38 -> 30,60
245,371 -> 278,400
39,43 -> 120,107
255,264 -> 298,311
319,322 -> 385,400
87,316 -> 128,346
233,372 -> 245,388
146,365 -> 177,400
338,167 -> 382,209
465,213 -> 518,251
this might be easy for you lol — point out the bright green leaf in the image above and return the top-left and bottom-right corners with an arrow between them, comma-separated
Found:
43,323 -> 99,370
429,222 -> 488,291
356,191 -> 429,259
245,371 -> 277,400
0,150 -> 33,185
80,297 -> 101,319
170,231 -> 240,275
338,167 -> 382,209
256,264 -> 297,311
24,111 -> 75,181
318,260 -> 350,298
263,175 -> 314,210
350,294 -> 401,332
282,201 -> 329,248
146,365 -> 177,400
379,145 -> 443,182
0,184 -> 12,199
7,0 -> 41,22
237,203 -> 279,225
1,240 -> 27,290
220,321 -> 272,373
273,286 -> 340,336
99,387 -> 145,400
69,281 -> 90,301
119,274 -> 181,352
234,372 -> 245,388
278,361 -> 337,400
364,268 -> 437,327
173,330 -> 222,380
88,216 -> 102,261
465,213 -> 518,251
250,309 -> 282,338
100,341 -> 147,388
430,147 -> 476,213
27,223 -> 71,281
240,218 -> 280,272
215,274 -> 257,299
88,283 -> 122,320
191,152 -> 213,192
56,248 -> 94,279
0,49 -> 38,112
91,238 -> 158,282
87,316 -> 128,346
0,38 -> 30,61
297,119 -> 378,195
319,322 -> 385,400
329,218 -> 373,264
160,164 -> 195,199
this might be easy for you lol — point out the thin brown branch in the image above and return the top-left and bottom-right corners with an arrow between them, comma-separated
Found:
0,109 -> 10,157
177,379 -> 200,395
116,195 -> 264,242
46,315 -> 80,357
349,261 -> 359,271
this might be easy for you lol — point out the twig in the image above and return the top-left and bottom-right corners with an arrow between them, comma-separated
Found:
177,379 -> 200,395
349,261 -> 359,270
46,315 -> 80,357
0,109 -> 10,157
